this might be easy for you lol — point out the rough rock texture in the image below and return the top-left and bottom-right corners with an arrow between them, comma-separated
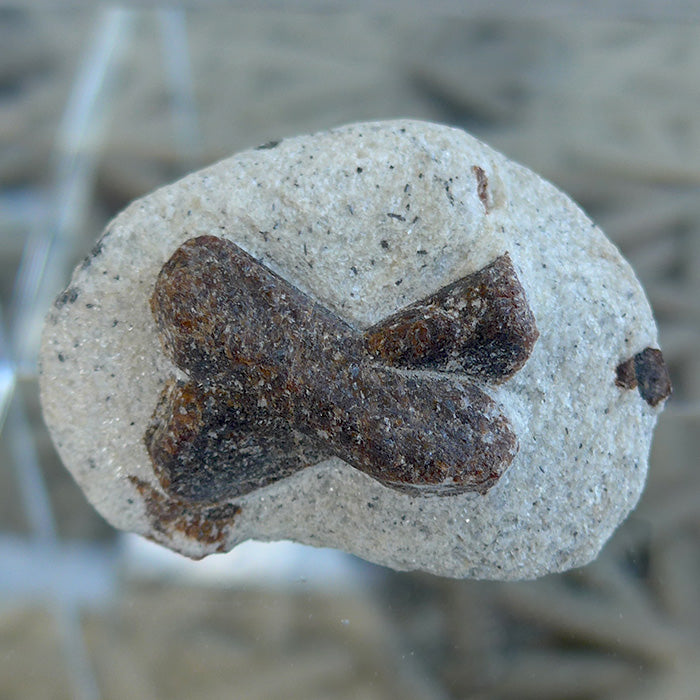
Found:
39,120 -> 669,579
145,237 -> 536,502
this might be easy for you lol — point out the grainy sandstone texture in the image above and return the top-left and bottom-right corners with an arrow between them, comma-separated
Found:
39,120 -> 668,579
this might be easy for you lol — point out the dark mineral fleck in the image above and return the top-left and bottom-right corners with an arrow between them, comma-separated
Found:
472,165 -> 490,211
146,235 -> 539,511
616,347 -> 671,407
255,140 -> 280,150
55,286 -> 79,308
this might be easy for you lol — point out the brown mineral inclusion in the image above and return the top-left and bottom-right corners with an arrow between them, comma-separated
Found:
129,476 -> 241,551
616,347 -> 672,407
145,235 -> 539,506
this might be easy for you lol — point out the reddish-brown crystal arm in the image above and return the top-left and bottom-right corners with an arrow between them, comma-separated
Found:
363,253 -> 539,383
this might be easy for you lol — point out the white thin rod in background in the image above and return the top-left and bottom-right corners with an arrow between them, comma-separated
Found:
5,317 -> 100,700
5,397 -> 55,543
0,304 -> 15,436
8,8 -> 133,376
157,8 -> 202,166
2,10 -> 135,700
54,600 -> 101,700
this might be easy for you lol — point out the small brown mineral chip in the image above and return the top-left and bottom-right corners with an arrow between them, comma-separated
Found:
129,477 -> 241,552
615,357 -> 638,391
634,347 -> 672,407
616,347 -> 672,407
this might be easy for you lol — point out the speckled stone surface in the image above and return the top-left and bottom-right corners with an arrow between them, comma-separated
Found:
39,120 -> 668,579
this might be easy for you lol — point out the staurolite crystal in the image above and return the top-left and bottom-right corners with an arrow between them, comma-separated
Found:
146,236 -> 536,502
40,120 -> 670,579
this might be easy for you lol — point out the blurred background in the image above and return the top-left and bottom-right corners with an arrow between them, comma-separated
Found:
1,5 -> 699,699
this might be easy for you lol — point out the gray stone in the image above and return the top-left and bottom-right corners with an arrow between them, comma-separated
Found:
39,120 -> 669,579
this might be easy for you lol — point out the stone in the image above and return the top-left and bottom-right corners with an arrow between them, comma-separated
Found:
146,236 -> 533,501
615,348 -> 672,408
39,120 -> 669,579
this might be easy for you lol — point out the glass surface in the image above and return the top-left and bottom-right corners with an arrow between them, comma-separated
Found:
1,7 -> 698,699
